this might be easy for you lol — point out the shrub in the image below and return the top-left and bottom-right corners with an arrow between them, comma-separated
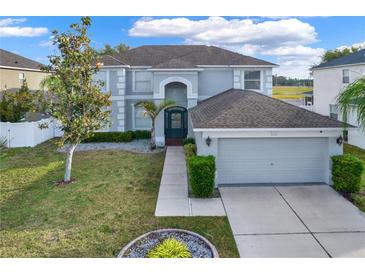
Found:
147,238 -> 192,258
188,155 -> 215,197
183,138 -> 195,145
0,83 -> 36,122
131,130 -> 151,139
184,143 -> 196,159
82,131 -> 133,143
332,154 -> 364,193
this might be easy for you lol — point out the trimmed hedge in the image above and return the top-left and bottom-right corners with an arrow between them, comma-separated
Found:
132,130 -> 151,139
184,143 -> 196,159
82,130 -> 150,143
183,138 -> 195,145
332,154 -> 364,193
188,155 -> 215,197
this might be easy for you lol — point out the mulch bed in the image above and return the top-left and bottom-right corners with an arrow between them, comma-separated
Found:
56,178 -> 76,187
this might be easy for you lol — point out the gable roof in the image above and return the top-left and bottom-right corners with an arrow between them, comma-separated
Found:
96,54 -> 128,66
106,45 -> 277,68
0,49 -> 44,71
189,89 -> 348,129
313,49 -> 365,69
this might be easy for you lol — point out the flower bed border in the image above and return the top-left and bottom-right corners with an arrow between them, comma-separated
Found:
117,228 -> 219,258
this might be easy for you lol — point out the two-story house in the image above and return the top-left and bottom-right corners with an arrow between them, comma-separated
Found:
312,49 -> 365,149
0,49 -> 49,91
96,45 -> 346,185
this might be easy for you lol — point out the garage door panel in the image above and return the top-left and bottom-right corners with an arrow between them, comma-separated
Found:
219,158 -> 325,170
218,138 -> 328,184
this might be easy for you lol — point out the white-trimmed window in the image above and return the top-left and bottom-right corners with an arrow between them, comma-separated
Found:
342,69 -> 349,84
19,72 -> 25,85
134,106 -> 152,129
93,70 -> 107,92
134,71 -> 152,92
329,104 -> 338,120
244,70 -> 261,90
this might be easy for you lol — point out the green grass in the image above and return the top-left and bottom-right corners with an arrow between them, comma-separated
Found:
272,86 -> 312,100
0,140 -> 239,257
344,144 -> 365,212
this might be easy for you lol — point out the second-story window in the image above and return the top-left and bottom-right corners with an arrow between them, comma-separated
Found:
244,70 -> 261,90
19,72 -> 25,85
330,104 -> 338,120
342,69 -> 349,84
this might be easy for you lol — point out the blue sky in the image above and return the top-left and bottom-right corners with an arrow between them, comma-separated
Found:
0,16 -> 364,78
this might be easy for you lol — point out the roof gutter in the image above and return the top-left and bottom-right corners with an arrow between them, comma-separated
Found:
0,65 -> 46,72
193,127 -> 355,132
312,62 -> 365,70
147,68 -> 204,71
197,64 -> 279,68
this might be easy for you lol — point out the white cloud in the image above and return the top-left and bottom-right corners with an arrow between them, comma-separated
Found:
0,18 -> 26,27
129,17 -> 317,46
0,17 -> 48,37
129,17 -> 323,78
337,41 -> 365,51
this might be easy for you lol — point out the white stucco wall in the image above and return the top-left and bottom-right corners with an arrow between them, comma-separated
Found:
313,64 -> 365,149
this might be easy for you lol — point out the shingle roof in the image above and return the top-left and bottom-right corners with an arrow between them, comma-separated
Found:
95,54 -> 128,66
116,45 -> 277,68
189,89 -> 348,129
0,49 -> 43,70
313,49 -> 365,69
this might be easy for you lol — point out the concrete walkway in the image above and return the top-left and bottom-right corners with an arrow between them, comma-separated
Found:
220,185 -> 365,258
155,146 -> 225,217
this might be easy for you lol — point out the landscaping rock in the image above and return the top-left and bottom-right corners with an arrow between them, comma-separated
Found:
118,229 -> 218,258
58,140 -> 165,154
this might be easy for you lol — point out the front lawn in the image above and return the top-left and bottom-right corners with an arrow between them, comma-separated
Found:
344,144 -> 365,212
0,140 -> 238,257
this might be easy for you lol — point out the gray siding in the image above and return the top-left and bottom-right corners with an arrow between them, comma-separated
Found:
198,69 -> 233,98
100,66 -> 273,139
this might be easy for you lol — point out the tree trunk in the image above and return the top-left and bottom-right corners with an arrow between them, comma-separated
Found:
150,120 -> 156,150
64,144 -> 77,182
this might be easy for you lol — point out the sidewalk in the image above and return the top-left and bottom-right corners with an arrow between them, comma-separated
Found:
155,146 -> 225,217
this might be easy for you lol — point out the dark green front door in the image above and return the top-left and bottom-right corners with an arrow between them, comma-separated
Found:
165,107 -> 188,139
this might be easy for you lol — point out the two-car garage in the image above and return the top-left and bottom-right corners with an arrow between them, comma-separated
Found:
189,89 -> 346,186
217,137 -> 328,185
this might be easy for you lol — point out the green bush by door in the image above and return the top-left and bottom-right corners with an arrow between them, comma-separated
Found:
332,154 -> 364,193
188,155 -> 215,197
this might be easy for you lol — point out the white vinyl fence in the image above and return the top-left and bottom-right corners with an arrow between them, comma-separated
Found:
0,118 -> 63,148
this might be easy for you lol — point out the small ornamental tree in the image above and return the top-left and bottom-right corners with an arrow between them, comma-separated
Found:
41,17 -> 111,183
135,100 -> 175,149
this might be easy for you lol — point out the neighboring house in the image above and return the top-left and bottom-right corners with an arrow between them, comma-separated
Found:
96,45 -> 346,185
312,49 -> 365,149
0,49 -> 49,91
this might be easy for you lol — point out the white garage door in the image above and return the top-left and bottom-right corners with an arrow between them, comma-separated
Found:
218,138 -> 328,184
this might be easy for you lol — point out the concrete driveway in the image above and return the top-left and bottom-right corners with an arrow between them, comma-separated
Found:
220,185 -> 365,258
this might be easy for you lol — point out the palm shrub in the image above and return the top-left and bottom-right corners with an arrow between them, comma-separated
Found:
147,238 -> 192,258
135,100 -> 175,149
188,155 -> 216,197
332,154 -> 364,193
336,76 -> 365,131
